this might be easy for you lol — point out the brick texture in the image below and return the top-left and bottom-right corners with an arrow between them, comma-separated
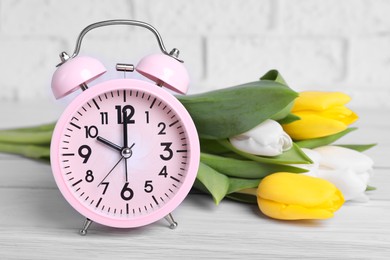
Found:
0,36 -> 64,100
206,36 -> 346,90
0,0 -> 389,108
133,0 -> 274,35
280,0 -> 390,36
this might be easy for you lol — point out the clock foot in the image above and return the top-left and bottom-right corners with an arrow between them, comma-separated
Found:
164,213 -> 178,229
79,218 -> 93,236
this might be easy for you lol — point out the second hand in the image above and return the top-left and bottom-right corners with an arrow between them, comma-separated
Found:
98,156 -> 124,187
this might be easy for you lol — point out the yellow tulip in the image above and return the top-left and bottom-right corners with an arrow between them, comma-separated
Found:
282,91 -> 358,140
257,172 -> 344,220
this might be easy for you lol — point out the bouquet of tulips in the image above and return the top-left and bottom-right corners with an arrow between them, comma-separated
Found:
0,70 -> 375,221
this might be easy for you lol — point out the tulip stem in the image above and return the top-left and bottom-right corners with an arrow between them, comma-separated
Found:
0,130 -> 52,145
0,143 -> 50,162
0,122 -> 55,145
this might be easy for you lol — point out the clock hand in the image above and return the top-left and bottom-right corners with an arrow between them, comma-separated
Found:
122,143 -> 135,183
123,115 -> 129,148
97,136 -> 122,152
98,156 -> 124,187
125,158 -> 129,182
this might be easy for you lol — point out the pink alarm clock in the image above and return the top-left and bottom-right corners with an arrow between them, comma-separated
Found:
50,20 -> 200,235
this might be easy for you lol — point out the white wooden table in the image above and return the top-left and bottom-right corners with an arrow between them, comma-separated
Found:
1,101 -> 389,259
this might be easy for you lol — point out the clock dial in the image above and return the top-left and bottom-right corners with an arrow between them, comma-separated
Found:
51,79 -> 199,228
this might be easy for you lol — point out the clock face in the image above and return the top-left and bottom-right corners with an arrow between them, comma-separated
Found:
50,79 -> 199,228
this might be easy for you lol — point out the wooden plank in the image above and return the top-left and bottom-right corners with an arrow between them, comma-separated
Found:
0,189 -> 389,259
0,159 -> 55,189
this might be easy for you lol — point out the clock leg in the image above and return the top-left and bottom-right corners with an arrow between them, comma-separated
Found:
164,213 -> 178,229
79,218 -> 93,236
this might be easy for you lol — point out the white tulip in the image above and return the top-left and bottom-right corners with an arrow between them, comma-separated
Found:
229,119 -> 292,156
302,146 -> 374,202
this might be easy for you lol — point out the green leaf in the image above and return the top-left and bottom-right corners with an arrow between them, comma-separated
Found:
178,79 -> 298,139
193,162 -> 230,205
295,127 -> 357,149
226,193 -> 257,204
336,144 -> 377,152
277,113 -> 300,124
200,139 -> 231,154
260,69 -> 288,85
218,139 -> 312,165
260,70 -> 296,121
227,178 -> 260,194
200,152 -> 307,179
366,185 -> 377,191
270,101 -> 295,121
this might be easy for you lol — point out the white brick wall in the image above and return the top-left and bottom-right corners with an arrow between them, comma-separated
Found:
0,0 -> 389,108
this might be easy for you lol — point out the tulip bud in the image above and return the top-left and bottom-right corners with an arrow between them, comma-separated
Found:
313,146 -> 374,202
257,172 -> 344,220
229,119 -> 292,156
282,91 -> 358,140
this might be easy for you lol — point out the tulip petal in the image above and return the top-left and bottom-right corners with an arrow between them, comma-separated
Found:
220,140 -> 312,165
292,91 -> 351,112
313,146 -> 374,172
283,91 -> 357,140
258,198 -> 337,220
320,106 -> 358,125
258,172 -> 341,207
229,119 -> 292,156
257,172 -> 344,220
283,113 -> 348,140
317,169 -> 368,201
311,146 -> 374,202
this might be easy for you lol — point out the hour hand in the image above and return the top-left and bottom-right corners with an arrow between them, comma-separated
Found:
97,136 -> 122,152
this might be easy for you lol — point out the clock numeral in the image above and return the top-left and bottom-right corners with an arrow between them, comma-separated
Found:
78,145 -> 92,164
158,165 -> 168,178
100,112 -> 108,124
158,122 -> 166,135
145,111 -> 150,124
160,142 -> 173,161
85,170 -> 94,183
120,182 -> 134,201
144,180 -> 153,193
101,182 -> 109,195
116,105 -> 135,124
84,125 -> 98,138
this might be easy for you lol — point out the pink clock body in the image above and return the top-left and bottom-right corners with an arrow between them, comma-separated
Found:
50,78 -> 200,228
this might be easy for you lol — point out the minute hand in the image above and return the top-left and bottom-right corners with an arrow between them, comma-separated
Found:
123,119 -> 129,148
